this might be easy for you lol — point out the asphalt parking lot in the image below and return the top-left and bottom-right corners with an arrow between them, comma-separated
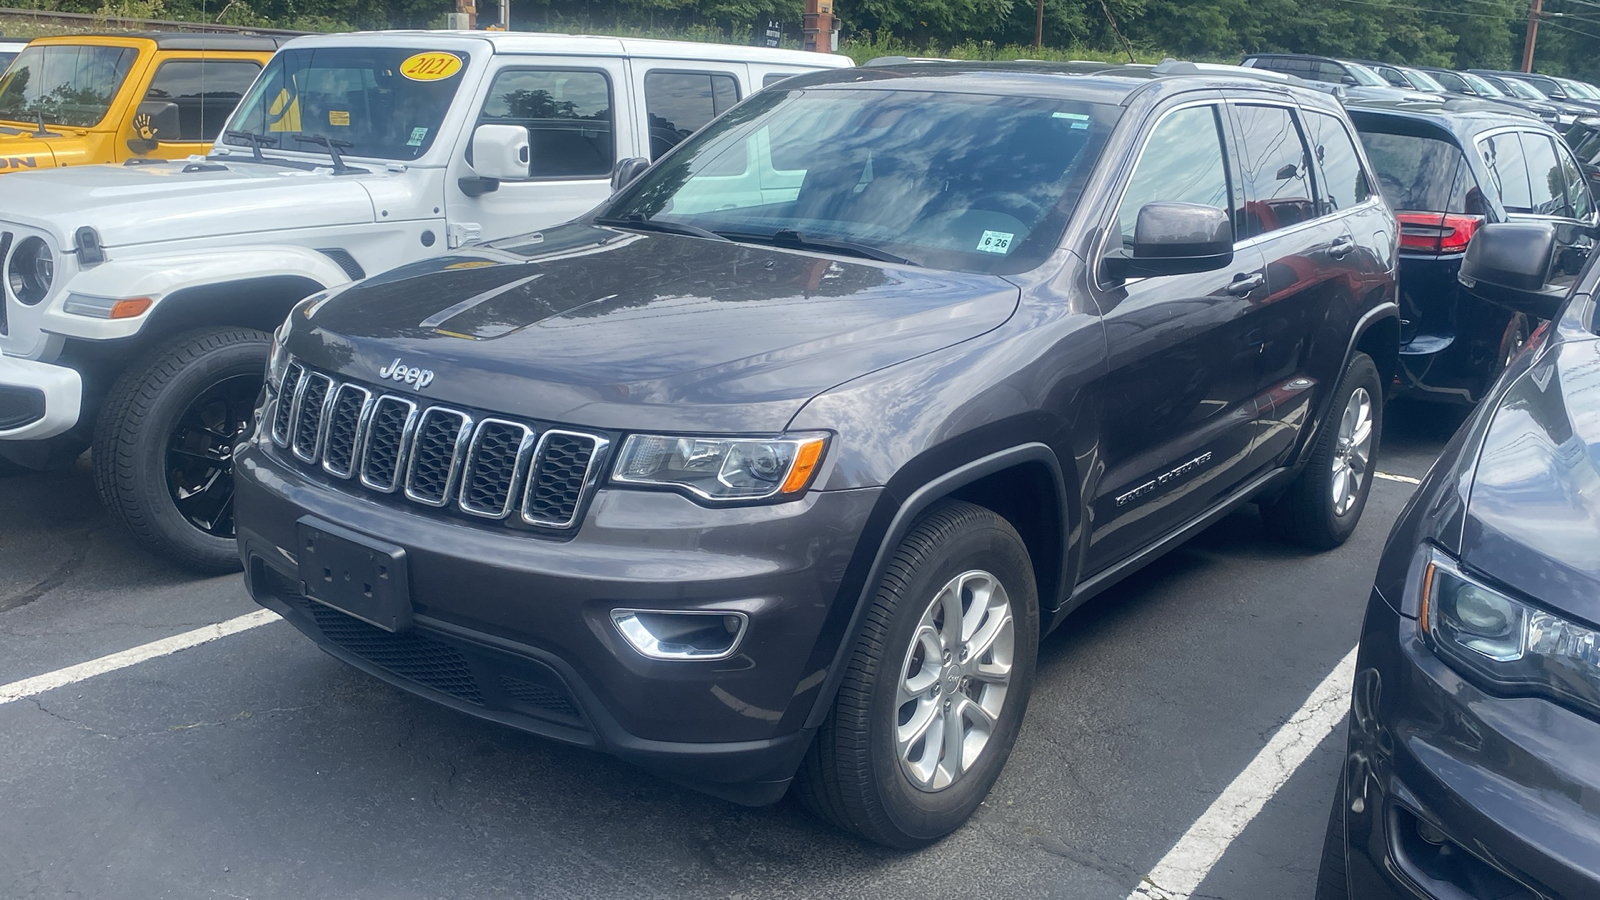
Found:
0,401 -> 1465,900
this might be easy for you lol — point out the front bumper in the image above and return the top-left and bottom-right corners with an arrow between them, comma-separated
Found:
234,438 -> 882,804
0,353 -> 81,440
1341,590 -> 1600,899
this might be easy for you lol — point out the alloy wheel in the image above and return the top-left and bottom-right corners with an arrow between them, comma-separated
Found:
1330,387 -> 1373,517
165,373 -> 257,538
895,569 -> 1016,792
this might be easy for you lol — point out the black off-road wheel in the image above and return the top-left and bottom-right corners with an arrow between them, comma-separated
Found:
1314,776 -> 1351,900
1264,352 -> 1383,550
93,327 -> 270,574
795,500 -> 1039,848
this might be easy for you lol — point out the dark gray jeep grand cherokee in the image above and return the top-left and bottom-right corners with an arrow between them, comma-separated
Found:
234,61 -> 1400,847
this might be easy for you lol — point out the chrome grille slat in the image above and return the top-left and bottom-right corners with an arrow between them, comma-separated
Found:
459,419 -> 536,519
359,395 -> 419,493
274,359 -> 604,532
522,431 -> 608,529
403,407 -> 473,507
290,372 -> 333,463
320,383 -> 372,479
270,362 -> 305,447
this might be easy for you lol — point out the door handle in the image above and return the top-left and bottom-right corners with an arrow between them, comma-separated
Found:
1226,272 -> 1265,295
1329,237 -> 1356,258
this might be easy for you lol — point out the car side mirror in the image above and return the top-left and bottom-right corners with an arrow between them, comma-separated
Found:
128,100 -> 180,154
1106,202 -> 1234,279
1341,74 -> 1359,86
472,123 -> 531,181
610,157 -> 650,193
1458,222 -> 1569,320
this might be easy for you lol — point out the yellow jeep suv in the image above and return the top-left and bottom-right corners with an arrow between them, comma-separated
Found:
0,32 -> 284,173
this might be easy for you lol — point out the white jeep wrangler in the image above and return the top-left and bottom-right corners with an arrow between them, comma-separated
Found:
0,30 -> 848,572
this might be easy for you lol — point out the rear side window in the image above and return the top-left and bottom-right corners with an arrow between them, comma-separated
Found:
1520,132 -> 1566,216
643,70 -> 739,160
1115,104 -> 1231,248
479,68 -> 613,178
1233,104 -> 1316,237
141,59 -> 262,142
1359,130 -> 1482,214
1430,71 -> 1469,93
1303,111 -> 1372,213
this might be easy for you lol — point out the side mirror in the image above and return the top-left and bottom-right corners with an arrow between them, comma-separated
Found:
471,123 -> 530,181
1341,74 -> 1359,86
610,157 -> 649,193
1106,202 -> 1234,279
1458,222 -> 1568,320
128,100 -> 180,154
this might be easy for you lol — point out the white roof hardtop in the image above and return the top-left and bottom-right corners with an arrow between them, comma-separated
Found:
281,30 -> 852,68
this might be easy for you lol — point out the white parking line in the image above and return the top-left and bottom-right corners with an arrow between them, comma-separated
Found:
0,609 -> 281,707
1127,646 -> 1358,900
1375,471 -> 1422,485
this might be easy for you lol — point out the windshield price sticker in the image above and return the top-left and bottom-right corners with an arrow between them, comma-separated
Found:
977,230 -> 1014,254
400,52 -> 462,82
329,110 -> 350,126
407,126 -> 429,146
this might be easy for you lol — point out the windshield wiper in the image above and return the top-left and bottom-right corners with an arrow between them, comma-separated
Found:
594,214 -> 729,242
717,228 -> 915,265
287,132 -> 365,175
224,130 -> 276,162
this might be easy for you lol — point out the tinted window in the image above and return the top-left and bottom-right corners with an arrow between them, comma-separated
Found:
1557,140 -> 1594,219
1479,132 -> 1533,213
1234,104 -> 1316,237
763,72 -> 795,88
1522,132 -> 1567,216
607,87 -> 1116,275
1429,70 -> 1469,93
1374,67 -> 1407,88
0,45 -> 137,127
1116,105 -> 1230,248
479,69 -> 612,177
1304,111 -> 1372,213
1358,130 -> 1481,214
644,70 -> 738,160
227,47 -> 466,161
142,60 -> 261,142
1316,62 -> 1349,83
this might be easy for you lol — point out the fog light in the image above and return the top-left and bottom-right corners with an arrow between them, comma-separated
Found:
611,609 -> 748,661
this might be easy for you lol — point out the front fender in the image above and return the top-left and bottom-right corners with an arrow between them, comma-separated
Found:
40,245 -> 352,341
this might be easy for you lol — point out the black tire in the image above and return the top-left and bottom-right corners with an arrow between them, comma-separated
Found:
1314,776 -> 1351,900
93,326 -> 270,574
795,500 -> 1039,848
1264,352 -> 1383,550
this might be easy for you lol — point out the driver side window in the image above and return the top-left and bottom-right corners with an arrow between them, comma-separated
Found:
1115,104 -> 1231,251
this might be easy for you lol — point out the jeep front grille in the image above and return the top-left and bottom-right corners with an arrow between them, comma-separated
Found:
272,361 -> 607,531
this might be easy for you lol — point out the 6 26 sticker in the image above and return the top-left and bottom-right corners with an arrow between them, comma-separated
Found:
977,230 -> 1014,254
400,52 -> 463,82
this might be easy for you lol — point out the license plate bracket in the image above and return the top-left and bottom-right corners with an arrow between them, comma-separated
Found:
295,516 -> 412,633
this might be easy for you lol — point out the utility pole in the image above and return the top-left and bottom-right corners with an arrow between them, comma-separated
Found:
1035,0 -> 1044,48
1522,0 -> 1541,73
803,0 -> 834,52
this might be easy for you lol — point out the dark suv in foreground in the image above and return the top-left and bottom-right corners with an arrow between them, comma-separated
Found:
1318,226 -> 1600,899
234,60 -> 1399,846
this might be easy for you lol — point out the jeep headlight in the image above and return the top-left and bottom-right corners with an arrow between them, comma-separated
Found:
8,236 -> 53,306
613,433 -> 828,502
1419,547 -> 1600,717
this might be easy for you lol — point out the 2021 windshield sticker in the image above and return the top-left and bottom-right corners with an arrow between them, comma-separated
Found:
400,52 -> 462,82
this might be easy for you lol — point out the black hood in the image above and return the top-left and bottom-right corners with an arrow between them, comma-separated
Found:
289,224 -> 1020,434
1460,332 -> 1600,622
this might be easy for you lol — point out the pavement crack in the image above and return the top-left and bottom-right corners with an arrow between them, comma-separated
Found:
0,527 -> 93,614
23,697 -> 114,740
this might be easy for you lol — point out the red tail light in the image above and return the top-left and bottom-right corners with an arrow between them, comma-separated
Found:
1397,212 -> 1483,254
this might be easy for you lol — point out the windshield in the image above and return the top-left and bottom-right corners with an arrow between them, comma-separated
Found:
0,44 -> 137,127
1560,78 -> 1600,100
1502,77 -> 1548,101
1345,63 -> 1389,88
1404,69 -> 1447,92
224,47 -> 466,161
1462,72 -> 1505,97
603,86 -> 1116,275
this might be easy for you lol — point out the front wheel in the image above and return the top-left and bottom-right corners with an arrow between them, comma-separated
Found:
795,500 -> 1039,848
1264,352 -> 1382,550
93,327 -> 270,574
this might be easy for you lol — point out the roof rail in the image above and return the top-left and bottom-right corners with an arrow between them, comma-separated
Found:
864,56 -> 912,67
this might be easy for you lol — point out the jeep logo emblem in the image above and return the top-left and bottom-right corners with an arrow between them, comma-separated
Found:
379,357 -> 435,390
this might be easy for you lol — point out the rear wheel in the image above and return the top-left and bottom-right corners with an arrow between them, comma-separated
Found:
1264,352 -> 1382,549
93,327 -> 269,574
795,500 -> 1039,848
